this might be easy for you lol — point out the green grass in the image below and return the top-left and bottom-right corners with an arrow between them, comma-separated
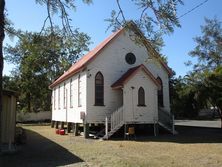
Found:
19,125 -> 222,167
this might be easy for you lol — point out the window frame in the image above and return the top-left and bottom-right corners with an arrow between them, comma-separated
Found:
125,52 -> 136,65
78,75 -> 82,107
53,89 -> 56,110
156,77 -> 164,107
63,82 -> 66,109
58,86 -> 61,109
95,72 -> 104,106
138,87 -> 146,107
70,78 -> 73,108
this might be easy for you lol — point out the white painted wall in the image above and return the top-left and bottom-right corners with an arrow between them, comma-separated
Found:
52,71 -> 87,123
52,28 -> 171,124
145,61 -> 170,112
85,29 -> 170,123
123,70 -> 158,123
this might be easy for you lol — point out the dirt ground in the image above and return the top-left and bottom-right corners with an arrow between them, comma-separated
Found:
1,122 -> 222,167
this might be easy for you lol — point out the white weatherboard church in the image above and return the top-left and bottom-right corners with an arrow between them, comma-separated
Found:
49,22 -> 175,139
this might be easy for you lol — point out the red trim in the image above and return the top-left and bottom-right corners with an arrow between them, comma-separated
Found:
49,28 -> 123,88
49,21 -> 172,88
111,64 -> 160,89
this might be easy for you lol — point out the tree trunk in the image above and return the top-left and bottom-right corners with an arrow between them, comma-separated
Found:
218,108 -> 222,128
0,0 -> 5,151
28,92 -> 31,112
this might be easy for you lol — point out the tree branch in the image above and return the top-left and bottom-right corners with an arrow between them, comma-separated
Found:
39,16 -> 49,35
116,0 -> 126,24
47,0 -> 54,34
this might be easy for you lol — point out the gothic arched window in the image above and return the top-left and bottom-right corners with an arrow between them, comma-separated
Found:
138,87 -> 145,106
95,72 -> 104,106
156,77 -> 164,107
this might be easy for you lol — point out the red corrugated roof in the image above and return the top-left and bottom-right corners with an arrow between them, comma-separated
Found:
111,64 -> 160,89
49,22 -> 172,88
49,28 -> 123,88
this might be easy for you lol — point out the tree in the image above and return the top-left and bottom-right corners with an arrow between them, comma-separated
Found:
170,75 -> 200,118
4,28 -> 90,113
188,17 -> 222,73
2,75 -> 19,91
0,0 -> 92,151
195,67 -> 222,127
107,0 -> 183,51
0,0 -> 5,151
184,18 -> 222,126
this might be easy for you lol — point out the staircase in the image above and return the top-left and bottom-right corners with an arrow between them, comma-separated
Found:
103,106 -> 124,139
158,107 -> 177,134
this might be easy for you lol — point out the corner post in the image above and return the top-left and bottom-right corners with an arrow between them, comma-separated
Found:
51,121 -> 55,128
105,117 -> 108,138
172,115 -> 175,135
73,123 -> 79,136
83,122 -> 89,138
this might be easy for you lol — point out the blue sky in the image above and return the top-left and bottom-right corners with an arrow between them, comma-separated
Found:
4,0 -> 222,77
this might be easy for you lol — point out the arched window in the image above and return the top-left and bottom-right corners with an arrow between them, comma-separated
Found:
156,77 -> 164,107
95,72 -> 104,106
138,87 -> 145,106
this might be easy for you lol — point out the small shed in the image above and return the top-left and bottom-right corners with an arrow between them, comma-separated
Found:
1,90 -> 18,146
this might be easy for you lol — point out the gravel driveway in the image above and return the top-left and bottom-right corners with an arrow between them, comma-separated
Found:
175,119 -> 221,128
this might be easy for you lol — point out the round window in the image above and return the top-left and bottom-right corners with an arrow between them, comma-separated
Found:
125,52 -> 136,65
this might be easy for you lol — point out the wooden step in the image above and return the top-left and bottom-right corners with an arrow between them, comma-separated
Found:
158,122 -> 178,135
103,123 -> 124,139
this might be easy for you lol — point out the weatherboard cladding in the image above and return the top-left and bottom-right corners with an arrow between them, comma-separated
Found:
49,28 -> 123,88
49,22 -> 172,88
111,64 -> 161,89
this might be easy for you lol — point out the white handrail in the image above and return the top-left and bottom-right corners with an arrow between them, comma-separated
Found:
111,106 -> 123,131
158,107 -> 174,131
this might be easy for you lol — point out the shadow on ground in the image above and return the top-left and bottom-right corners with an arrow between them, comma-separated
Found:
135,125 -> 222,144
0,129 -> 83,167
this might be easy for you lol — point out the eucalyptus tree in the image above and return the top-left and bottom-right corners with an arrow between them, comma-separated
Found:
188,17 -> 222,73
107,0 -> 184,51
4,28 -> 90,113
194,67 -> 222,127
184,18 -> 222,123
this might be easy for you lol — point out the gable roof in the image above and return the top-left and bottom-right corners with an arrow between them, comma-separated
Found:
49,21 -> 172,89
111,64 -> 160,89
127,21 -> 173,76
49,28 -> 124,88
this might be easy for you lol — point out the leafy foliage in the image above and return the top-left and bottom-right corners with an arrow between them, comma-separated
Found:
172,18 -> 222,122
196,67 -> 222,112
0,0 -> 91,149
170,75 -> 200,118
188,17 -> 222,72
35,0 -> 92,36
2,75 -> 19,91
4,28 -> 90,112
106,0 -> 183,51
5,27 -> 90,81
